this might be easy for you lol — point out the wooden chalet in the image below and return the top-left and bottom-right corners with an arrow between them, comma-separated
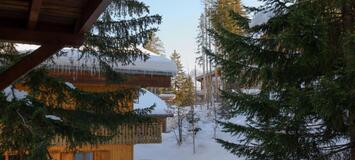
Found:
44,48 -> 176,160
196,69 -> 222,103
2,48 -> 176,160
0,1 -> 177,160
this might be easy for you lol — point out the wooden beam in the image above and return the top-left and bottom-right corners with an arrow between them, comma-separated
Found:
75,0 -> 112,33
0,28 -> 84,46
28,0 -> 43,29
0,0 -> 113,90
0,44 -> 63,90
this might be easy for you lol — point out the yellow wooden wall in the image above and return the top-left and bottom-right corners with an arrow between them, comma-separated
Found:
47,84 -> 135,160
48,144 -> 133,160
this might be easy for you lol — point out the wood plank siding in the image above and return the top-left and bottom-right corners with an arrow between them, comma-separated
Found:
48,69 -> 172,88
52,123 -> 162,146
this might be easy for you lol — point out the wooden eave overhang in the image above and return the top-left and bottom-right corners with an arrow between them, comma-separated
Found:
0,0 -> 112,90
48,69 -> 173,88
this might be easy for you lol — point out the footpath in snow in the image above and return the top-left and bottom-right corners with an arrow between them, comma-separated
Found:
134,105 -> 241,160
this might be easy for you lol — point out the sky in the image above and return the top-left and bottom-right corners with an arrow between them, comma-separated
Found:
17,0 -> 262,73
143,0 -> 262,73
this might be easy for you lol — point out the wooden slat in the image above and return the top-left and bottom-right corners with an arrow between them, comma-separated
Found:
0,0 -> 29,11
51,123 -> 162,146
41,5 -> 82,18
75,0 -> 111,33
43,0 -> 87,8
0,27 -> 84,46
0,44 -> 63,90
28,0 -> 43,29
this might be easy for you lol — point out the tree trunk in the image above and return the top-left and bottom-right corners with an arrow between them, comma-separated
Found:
177,107 -> 183,145
191,105 -> 196,154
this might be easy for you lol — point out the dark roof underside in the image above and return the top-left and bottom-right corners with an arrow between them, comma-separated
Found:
0,0 -> 87,33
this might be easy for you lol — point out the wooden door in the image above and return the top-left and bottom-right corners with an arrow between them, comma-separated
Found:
95,151 -> 110,160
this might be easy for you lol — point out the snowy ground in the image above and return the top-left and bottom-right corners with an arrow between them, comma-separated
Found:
134,105 -> 241,160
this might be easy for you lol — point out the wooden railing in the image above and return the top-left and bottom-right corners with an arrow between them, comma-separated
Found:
52,123 -> 162,146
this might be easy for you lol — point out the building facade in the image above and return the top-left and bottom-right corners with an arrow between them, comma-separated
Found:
2,48 -> 176,160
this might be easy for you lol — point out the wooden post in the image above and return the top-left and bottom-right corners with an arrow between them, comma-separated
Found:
28,0 -> 43,29
75,0 -> 112,33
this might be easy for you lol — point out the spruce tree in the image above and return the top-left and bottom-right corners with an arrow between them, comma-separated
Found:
170,51 -> 196,145
175,76 -> 195,108
143,32 -> 165,54
170,50 -> 185,144
170,50 -> 185,91
0,0 -> 161,159
209,0 -> 355,159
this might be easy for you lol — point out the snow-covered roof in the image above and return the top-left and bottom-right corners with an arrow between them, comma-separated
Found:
134,88 -> 172,116
44,47 -> 177,76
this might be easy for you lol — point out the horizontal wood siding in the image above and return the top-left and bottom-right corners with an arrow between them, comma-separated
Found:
52,123 -> 162,146
48,69 -> 172,88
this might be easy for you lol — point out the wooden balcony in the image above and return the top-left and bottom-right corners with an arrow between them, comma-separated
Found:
52,123 -> 162,146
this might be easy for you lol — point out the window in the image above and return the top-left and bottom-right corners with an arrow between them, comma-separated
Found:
74,152 -> 93,160
74,152 -> 83,160
56,151 -> 109,160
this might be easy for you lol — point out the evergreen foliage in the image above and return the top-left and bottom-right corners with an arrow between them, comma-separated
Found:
208,0 -> 355,159
170,50 -> 186,92
212,0 -> 245,34
169,51 -> 195,145
143,32 -> 165,54
0,0 -> 161,159
174,76 -> 195,108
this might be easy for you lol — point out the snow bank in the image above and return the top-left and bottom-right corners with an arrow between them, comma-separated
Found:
134,88 -> 169,115
134,105 -> 241,160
